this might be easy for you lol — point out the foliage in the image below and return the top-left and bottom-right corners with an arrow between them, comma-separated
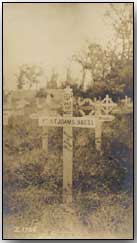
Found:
4,110 -> 133,212
16,64 -> 44,90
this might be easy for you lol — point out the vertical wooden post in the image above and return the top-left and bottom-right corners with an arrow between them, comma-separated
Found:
3,111 -> 12,126
125,96 -> 128,105
3,113 -> 8,126
63,86 -> 73,204
42,126 -> 48,154
95,119 -> 102,152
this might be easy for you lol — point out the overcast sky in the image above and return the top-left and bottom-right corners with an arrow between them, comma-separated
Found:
3,3 -> 116,90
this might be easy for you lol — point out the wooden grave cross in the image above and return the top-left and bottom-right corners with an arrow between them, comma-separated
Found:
3,110 -> 13,126
30,87 -> 117,204
3,97 -> 27,126
78,94 -> 117,151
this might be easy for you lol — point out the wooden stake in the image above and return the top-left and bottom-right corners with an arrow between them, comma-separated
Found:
63,87 -> 73,204
95,119 -> 102,152
42,126 -> 48,154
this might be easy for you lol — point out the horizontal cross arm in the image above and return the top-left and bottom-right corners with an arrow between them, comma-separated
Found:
38,115 -> 114,128
39,116 -> 96,128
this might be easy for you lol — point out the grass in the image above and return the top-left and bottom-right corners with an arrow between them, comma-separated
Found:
3,191 -> 133,239
3,114 -> 133,239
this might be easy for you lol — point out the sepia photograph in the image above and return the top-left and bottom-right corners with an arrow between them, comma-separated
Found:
3,2 -> 133,239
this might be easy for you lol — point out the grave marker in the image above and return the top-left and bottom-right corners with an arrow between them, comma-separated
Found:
95,119 -> 102,152
78,94 -> 117,152
63,86 -> 73,203
31,88 -> 117,203
42,127 -> 48,153
3,88 -> 133,204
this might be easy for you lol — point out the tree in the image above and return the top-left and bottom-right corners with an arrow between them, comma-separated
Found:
104,3 -> 133,97
105,3 -> 133,62
16,66 -> 26,89
73,43 -> 111,89
16,64 -> 44,90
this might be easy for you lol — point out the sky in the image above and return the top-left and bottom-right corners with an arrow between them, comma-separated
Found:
3,3 -> 115,90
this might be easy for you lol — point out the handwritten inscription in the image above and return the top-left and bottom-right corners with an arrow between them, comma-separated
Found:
39,117 -> 95,128
63,87 -> 73,115
14,226 -> 37,233
63,131 -> 73,152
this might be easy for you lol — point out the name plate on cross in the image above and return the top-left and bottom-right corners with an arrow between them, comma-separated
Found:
39,116 -> 96,128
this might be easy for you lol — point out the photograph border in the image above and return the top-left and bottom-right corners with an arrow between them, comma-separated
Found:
2,1 -> 134,240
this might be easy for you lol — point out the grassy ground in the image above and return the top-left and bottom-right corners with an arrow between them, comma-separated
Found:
3,114 -> 133,239
4,192 -> 133,239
